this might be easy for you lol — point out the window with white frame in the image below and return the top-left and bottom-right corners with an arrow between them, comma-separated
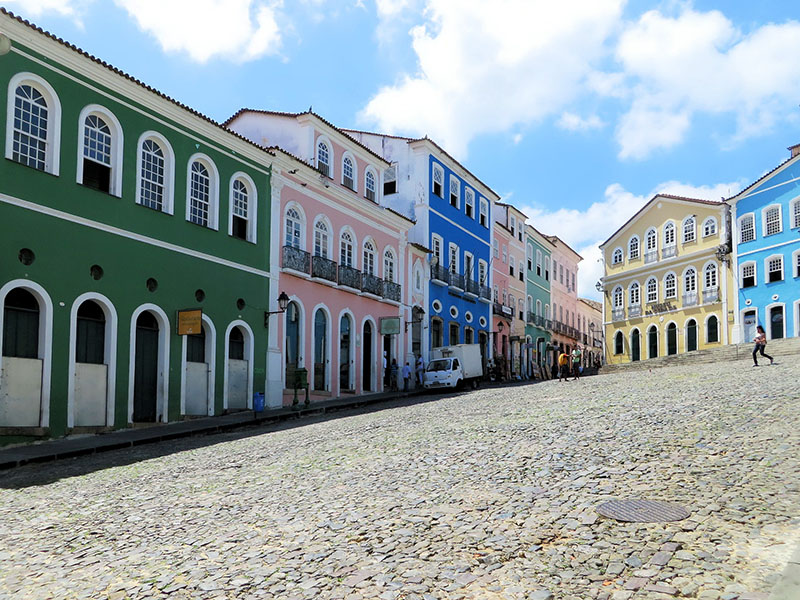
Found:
544,256 -> 550,280
527,244 -> 533,271
432,164 -> 444,197
82,113 -> 114,194
682,217 -> 696,243
645,228 -> 657,252
502,290 -> 507,305
448,242 -> 459,274
449,176 -> 460,208
559,264 -> 564,284
702,217 -> 717,237
231,177 -> 251,241
646,277 -> 658,303
741,262 -> 756,288
740,214 -> 755,243
612,247 -> 623,265
340,231 -> 354,267
342,155 -> 355,190
545,304 -> 551,320
704,263 -> 717,288
314,220 -> 329,258
384,249 -> 396,282
571,272 -> 576,290
363,241 -> 376,275
479,198 -> 488,227
502,245 -> 507,263
613,286 -> 623,309
536,249 -> 542,276
11,84 -> 49,171
493,239 -> 499,258
285,207 -> 302,248
432,235 -> 442,264
767,255 -> 783,283
139,138 -> 166,211
665,273 -> 676,297
684,267 -> 697,292
317,139 -> 331,177
663,222 -> 676,246
509,256 -> 515,276
465,188 -> 475,218
792,198 -> 800,229
794,250 -> 800,277
464,252 -> 474,280
383,164 -> 397,195
629,282 -> 640,306
509,215 -> 516,237
478,260 -> 487,285
629,236 -> 640,260
189,160 -> 211,227
536,299 -> 542,316
365,169 -> 376,202
764,205 -> 782,236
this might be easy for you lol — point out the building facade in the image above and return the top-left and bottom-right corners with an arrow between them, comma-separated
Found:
600,194 -> 732,365
577,298 -> 603,367
0,10 -> 275,444
546,236 -> 583,364
225,110 -> 414,402
345,131 -> 498,371
729,146 -> 800,343
525,225 -> 553,376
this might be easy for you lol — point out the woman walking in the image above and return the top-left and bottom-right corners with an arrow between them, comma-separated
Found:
752,325 -> 774,366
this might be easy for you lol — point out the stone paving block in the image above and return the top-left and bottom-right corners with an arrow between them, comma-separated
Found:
649,552 -> 673,566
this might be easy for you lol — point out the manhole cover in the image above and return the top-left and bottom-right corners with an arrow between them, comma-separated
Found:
597,499 -> 690,523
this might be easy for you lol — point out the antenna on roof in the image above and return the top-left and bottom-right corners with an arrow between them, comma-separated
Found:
308,105 -> 313,113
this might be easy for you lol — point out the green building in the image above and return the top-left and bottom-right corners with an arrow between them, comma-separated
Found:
524,224 -> 553,375
0,10 -> 278,445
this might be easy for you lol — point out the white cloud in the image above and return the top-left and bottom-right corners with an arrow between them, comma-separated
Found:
557,111 -> 605,132
361,0 -> 625,158
2,0 -> 79,18
114,0 -> 283,63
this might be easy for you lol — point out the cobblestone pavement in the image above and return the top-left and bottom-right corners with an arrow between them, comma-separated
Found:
1,361 -> 799,600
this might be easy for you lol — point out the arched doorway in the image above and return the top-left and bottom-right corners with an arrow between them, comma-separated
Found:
431,318 -> 443,348
74,300 -> 107,426
614,331 -> 624,355
362,320 -> 373,391
479,330 -> 488,375
411,306 -> 423,358
686,319 -> 697,352
340,314 -> 352,392
770,306 -> 784,339
185,322 -> 210,415
285,301 -> 301,384
227,326 -> 248,410
647,325 -> 658,359
1,288 -> 42,426
742,309 -> 757,344
667,323 -> 677,355
314,309 -> 328,391
631,329 -> 640,362
133,311 -> 159,422
706,315 -> 719,343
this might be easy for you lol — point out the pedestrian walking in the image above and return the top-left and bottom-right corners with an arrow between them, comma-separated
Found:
390,359 -> 399,391
571,347 -> 582,380
402,361 -> 412,391
752,325 -> 774,366
558,351 -> 569,382
416,355 -> 424,387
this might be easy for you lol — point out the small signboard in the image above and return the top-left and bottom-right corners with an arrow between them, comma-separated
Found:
177,309 -> 203,335
380,316 -> 401,335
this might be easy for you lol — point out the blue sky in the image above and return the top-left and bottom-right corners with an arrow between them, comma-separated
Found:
5,0 -> 800,297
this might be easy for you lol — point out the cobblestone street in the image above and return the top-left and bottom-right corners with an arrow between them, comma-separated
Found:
1,361 -> 798,600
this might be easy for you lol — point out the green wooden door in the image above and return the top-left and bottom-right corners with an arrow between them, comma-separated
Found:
133,312 -> 159,422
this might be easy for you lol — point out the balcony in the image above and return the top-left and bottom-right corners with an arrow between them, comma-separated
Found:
338,264 -> 361,290
628,305 -> 642,318
493,302 -> 505,316
662,245 -> 677,259
282,245 -> 310,275
431,263 -> 449,286
478,284 -> 492,303
527,311 -> 536,324
465,278 -> 480,298
535,315 -> 545,327
644,249 -> 658,264
362,273 -> 383,297
383,280 -> 401,303
683,292 -> 698,307
311,255 -> 338,283
702,287 -> 719,303
612,307 -> 625,321
449,272 -> 465,291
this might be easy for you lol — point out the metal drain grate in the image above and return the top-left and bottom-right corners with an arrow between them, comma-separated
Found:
597,499 -> 690,523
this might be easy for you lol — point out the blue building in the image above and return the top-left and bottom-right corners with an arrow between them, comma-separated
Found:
729,145 -> 800,343
345,131 -> 498,368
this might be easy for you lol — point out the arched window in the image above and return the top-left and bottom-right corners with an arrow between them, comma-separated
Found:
3,288 -> 40,359
365,169 -> 376,202
663,221 -> 676,246
81,112 -> 120,194
188,160 -> 212,227
682,216 -> 696,244
383,249 -> 396,282
664,273 -> 677,298
646,277 -> 658,303
139,138 -> 166,211
432,164 -> 444,197
7,74 -> 62,175
342,155 -> 355,190
684,267 -> 697,292
317,139 -> 331,177
707,315 -> 719,343
314,220 -> 329,258
285,301 -> 301,382
704,263 -> 718,289
363,241 -> 376,275
340,231 -> 354,267
645,228 -> 657,251
629,282 -> 640,306
545,304 -> 551,320
614,331 -> 624,355
612,248 -> 623,265
75,300 -> 105,364
285,207 -> 303,249
230,176 -> 253,241
612,286 -> 623,309
536,299 -> 542,316
702,217 -> 717,237
629,236 -> 640,260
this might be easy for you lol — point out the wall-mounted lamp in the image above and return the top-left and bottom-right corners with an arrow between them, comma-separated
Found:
264,291 -> 290,327
404,307 -> 426,332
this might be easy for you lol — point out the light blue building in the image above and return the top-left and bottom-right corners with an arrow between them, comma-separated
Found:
345,131 -> 499,369
729,145 -> 800,343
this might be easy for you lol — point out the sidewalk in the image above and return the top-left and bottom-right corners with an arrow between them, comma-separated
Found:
0,386 -> 430,471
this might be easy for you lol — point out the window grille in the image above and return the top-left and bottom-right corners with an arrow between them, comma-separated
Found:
768,256 -> 783,282
664,273 -> 676,298
365,170 -> 376,202
343,156 -> 354,190
140,139 -> 165,211
740,215 -> 755,243
189,161 -> 210,227
741,263 -> 755,288
12,85 -> 48,170
629,237 -> 640,260
683,217 -> 696,243
765,206 -> 781,236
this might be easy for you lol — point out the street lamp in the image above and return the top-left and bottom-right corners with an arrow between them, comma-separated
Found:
404,306 -> 425,332
264,291 -> 290,327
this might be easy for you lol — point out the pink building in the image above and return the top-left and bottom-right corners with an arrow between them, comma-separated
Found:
491,219 -> 514,376
546,236 -> 583,364
226,110 -> 414,405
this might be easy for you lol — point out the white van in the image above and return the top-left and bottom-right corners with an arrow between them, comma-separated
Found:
424,344 -> 483,390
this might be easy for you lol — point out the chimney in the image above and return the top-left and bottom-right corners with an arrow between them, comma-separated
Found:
789,143 -> 800,158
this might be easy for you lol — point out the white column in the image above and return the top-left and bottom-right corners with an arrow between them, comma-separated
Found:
266,174 -> 284,408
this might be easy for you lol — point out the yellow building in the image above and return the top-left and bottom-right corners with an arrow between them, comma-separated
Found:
599,194 -> 733,364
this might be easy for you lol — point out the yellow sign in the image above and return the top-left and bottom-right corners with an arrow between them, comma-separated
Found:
177,309 -> 203,335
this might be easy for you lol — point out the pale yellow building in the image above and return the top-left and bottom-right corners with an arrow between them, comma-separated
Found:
599,194 -> 733,364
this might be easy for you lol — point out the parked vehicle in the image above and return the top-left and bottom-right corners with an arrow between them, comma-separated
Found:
424,344 -> 483,390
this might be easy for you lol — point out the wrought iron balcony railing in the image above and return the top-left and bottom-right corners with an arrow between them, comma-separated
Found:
338,264 -> 361,290
612,307 -> 625,321
311,254 -> 337,283
465,278 -> 480,296
282,245 -> 310,274
703,287 -> 719,303
527,311 -> 536,324
683,292 -> 698,307
362,273 -> 383,296
383,280 -> 401,302
662,245 -> 677,259
479,284 -> 492,301
493,302 -> 505,316
431,263 -> 449,283
449,272 -> 465,290
628,305 -> 642,318
644,249 -> 658,264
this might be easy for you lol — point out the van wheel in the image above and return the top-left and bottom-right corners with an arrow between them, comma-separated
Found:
455,379 -> 464,391
471,379 -> 479,390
